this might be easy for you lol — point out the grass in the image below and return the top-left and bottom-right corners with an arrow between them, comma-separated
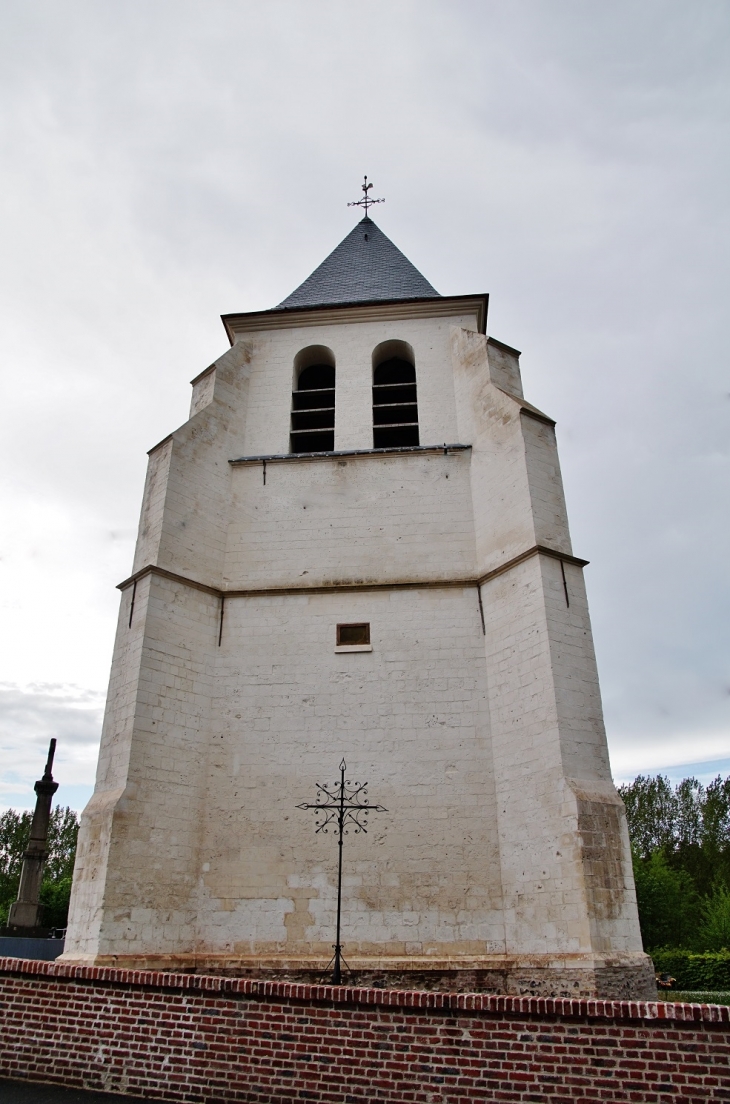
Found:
663,991 -> 730,1005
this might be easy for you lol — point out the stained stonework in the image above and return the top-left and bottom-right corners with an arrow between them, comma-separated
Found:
61,220 -> 654,998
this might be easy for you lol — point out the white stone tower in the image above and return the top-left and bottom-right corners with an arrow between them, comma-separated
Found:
62,210 -> 654,998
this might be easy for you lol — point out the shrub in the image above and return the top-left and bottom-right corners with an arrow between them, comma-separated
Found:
651,949 -> 730,991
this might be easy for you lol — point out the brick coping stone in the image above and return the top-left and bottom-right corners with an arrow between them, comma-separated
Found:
2,955 -> 727,1023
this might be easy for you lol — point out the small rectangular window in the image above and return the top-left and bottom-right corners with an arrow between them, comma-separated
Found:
337,623 -> 370,646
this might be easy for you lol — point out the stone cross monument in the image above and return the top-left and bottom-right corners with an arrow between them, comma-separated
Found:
7,739 -> 58,932
61,199 -> 655,998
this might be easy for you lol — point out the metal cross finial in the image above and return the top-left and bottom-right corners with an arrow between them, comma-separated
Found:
297,758 -> 386,984
347,175 -> 384,218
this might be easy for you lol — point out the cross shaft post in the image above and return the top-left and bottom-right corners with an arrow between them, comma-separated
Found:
297,758 -> 386,985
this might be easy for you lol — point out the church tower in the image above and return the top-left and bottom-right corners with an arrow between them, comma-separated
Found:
62,196 -> 654,998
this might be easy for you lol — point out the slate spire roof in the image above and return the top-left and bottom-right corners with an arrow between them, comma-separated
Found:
275,217 -> 439,310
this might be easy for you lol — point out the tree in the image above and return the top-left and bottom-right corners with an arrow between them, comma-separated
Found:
44,806 -> 79,883
0,806 -> 79,928
632,848 -> 700,951
0,809 -> 32,920
620,773 -> 730,951
698,776 -> 730,893
619,775 -> 677,858
697,884 -> 730,953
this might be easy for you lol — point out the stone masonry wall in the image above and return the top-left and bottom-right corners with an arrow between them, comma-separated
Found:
197,585 -> 501,959
63,301 -> 649,992
224,449 -> 475,589
1,958 -> 728,1104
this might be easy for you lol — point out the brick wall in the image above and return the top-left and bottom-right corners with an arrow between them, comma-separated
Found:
1,958 -> 728,1103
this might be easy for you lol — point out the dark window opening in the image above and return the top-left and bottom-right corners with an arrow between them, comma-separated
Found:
373,356 -> 419,449
374,358 -> 416,386
291,362 -> 335,453
337,623 -> 370,646
298,364 -> 335,391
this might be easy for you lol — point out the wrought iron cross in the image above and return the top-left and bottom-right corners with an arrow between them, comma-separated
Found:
297,758 -> 386,984
347,175 -> 384,217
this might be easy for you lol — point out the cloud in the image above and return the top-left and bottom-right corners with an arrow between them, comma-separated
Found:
0,683 -> 103,812
0,0 -> 728,791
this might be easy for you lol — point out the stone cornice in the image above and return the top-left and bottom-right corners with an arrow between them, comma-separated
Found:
117,545 -> 589,597
189,362 -> 216,387
487,335 -> 522,357
229,443 -> 471,466
118,564 -> 221,597
519,404 -> 556,428
221,294 -> 488,342
476,545 -> 588,587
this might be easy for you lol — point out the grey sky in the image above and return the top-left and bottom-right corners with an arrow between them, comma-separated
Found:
1,0 -> 728,811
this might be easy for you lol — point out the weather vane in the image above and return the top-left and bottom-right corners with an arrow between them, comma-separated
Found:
297,758 -> 386,984
347,175 -> 385,218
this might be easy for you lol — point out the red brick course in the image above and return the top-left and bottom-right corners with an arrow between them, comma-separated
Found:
0,957 -> 728,1103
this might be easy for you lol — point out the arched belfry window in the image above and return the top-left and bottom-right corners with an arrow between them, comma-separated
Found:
290,346 -> 335,453
372,341 -> 419,449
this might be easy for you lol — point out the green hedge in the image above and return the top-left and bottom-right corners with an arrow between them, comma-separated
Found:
651,949 -> 730,990
671,992 -> 730,1006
